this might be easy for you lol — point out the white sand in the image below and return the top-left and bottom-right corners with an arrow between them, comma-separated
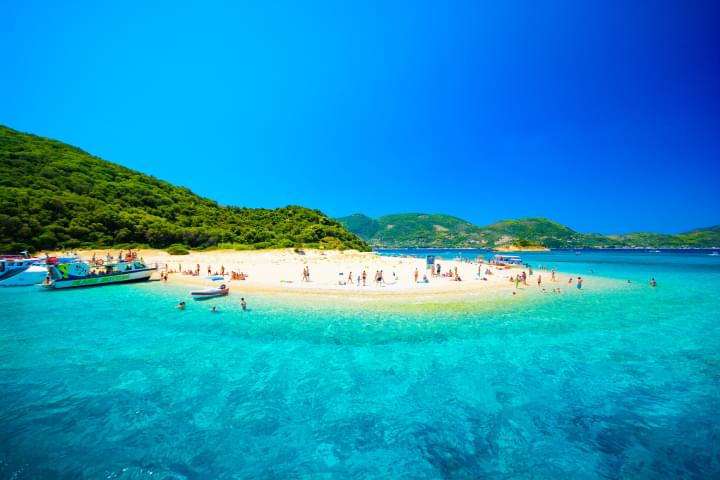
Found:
65,248 -> 606,307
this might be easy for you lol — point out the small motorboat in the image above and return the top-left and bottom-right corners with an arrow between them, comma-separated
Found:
191,284 -> 229,300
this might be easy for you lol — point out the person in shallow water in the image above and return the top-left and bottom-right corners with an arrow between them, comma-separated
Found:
211,306 -> 217,313
178,301 -> 186,310
650,278 -> 657,287
577,276 -> 583,289
240,298 -> 247,311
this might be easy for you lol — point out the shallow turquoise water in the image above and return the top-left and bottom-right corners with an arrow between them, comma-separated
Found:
1,251 -> 719,478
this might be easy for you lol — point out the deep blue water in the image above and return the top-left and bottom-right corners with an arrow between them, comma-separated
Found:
1,251 -> 719,478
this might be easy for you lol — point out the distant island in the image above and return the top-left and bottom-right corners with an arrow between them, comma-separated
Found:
336,213 -> 720,249
0,126 -> 370,253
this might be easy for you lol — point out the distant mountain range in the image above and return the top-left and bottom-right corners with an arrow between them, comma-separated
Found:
336,213 -> 720,249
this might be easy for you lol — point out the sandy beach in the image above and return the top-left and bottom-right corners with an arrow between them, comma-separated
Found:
60,248 -> 613,308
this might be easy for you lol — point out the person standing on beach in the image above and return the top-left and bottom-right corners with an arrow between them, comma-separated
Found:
551,269 -> 556,282
207,265 -> 212,276
348,272 -> 353,284
414,268 -> 419,283
362,270 -> 367,286
537,274 -> 542,286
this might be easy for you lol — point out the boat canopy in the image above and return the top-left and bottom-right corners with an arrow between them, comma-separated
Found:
492,254 -> 524,264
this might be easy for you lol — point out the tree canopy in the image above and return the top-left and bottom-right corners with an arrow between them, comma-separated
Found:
0,125 -> 370,253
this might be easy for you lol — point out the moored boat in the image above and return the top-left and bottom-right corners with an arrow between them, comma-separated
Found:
191,284 -> 229,300
0,257 -> 48,286
42,260 -> 156,289
489,254 -> 525,268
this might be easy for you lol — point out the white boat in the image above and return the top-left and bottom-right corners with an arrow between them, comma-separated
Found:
710,252 -> 720,256
191,284 -> 229,300
42,260 -> 156,289
489,255 -> 525,268
0,253 -> 48,287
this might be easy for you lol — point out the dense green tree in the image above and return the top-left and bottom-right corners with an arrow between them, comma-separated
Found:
0,126 -> 370,253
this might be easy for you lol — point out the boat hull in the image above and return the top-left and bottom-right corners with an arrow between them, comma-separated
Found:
0,265 -> 48,287
43,268 -> 155,289
191,287 -> 229,300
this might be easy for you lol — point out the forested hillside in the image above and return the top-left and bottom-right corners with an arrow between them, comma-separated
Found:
0,126 -> 370,252
337,213 -> 720,249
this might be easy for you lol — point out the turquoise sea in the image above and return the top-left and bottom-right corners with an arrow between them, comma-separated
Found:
1,250 -> 719,479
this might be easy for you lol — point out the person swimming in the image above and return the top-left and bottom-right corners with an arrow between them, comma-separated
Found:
178,301 -> 186,310
211,306 -> 218,313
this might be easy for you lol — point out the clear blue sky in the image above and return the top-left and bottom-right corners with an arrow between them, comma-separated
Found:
2,0 -> 718,234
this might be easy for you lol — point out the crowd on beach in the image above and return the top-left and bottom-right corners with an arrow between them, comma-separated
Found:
76,250 -> 660,294
311,255 -> 589,295
160,263 -> 248,281
334,268 -> 401,286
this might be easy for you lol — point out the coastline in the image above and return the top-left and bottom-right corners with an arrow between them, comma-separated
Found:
55,248 -> 621,310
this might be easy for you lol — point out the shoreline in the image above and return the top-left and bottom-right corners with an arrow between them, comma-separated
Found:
54,248 -> 622,310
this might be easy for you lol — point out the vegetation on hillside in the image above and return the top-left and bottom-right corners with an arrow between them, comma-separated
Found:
337,213 -> 488,248
0,126 -> 370,252
337,213 -> 720,249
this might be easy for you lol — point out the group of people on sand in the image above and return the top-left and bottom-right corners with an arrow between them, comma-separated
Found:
413,268 -> 429,283
301,266 -> 311,282
166,263 -> 247,280
338,270 -> 398,287
506,267 -> 587,295
510,272 -> 528,288
436,265 -> 462,281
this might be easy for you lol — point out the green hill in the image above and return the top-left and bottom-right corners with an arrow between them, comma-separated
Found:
0,125 -> 370,252
336,213 -> 382,240
479,218 -> 581,248
337,213 -> 720,249
337,213 -> 488,248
